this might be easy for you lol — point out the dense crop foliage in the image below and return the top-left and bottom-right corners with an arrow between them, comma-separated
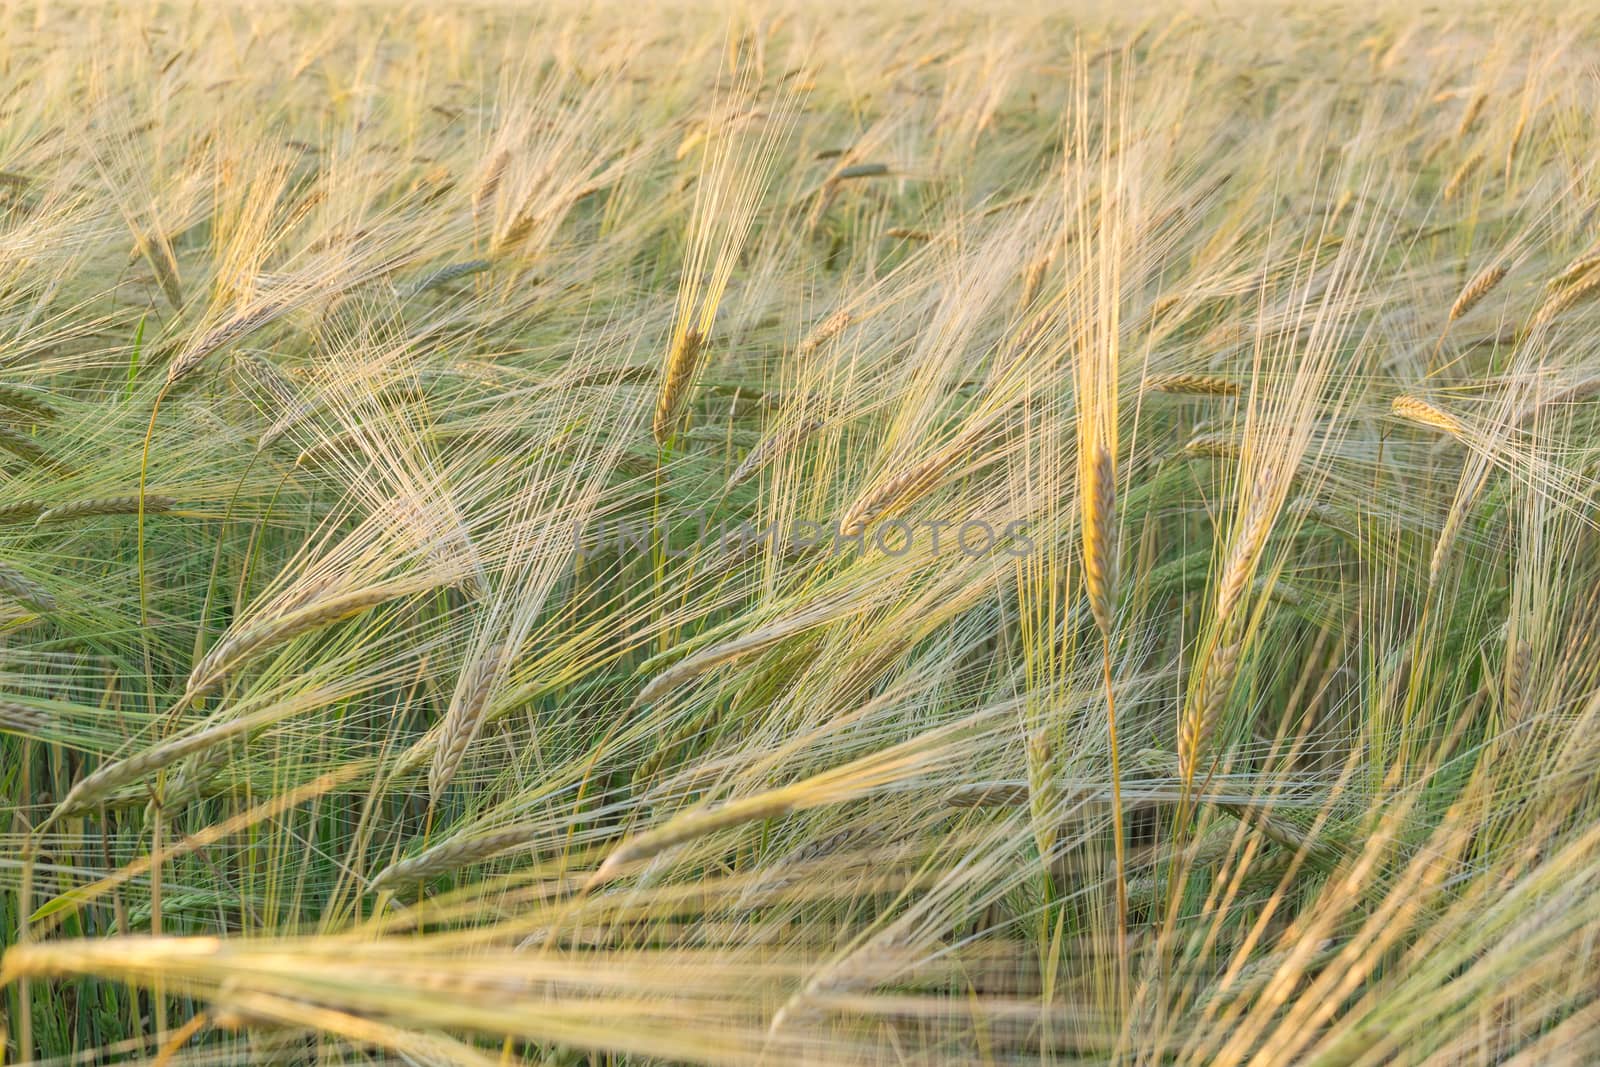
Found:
4,2 -> 1600,1063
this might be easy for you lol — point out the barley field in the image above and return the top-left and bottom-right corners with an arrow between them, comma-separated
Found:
2,1 -> 1600,1063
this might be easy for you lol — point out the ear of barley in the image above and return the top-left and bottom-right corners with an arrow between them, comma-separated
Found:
1392,395 -> 1466,438
0,562 -> 56,612
652,327 -> 706,447
0,501 -> 45,524
1448,264 -> 1507,322
1548,250 -> 1600,290
1185,431 -> 1239,458
1145,373 -> 1241,397
159,743 -> 237,812
430,642 -> 510,800
1020,252 -> 1052,310
1441,152 -> 1483,202
633,703 -> 723,788
1215,464 -> 1278,624
188,585 -> 413,696
0,384 -> 58,421
1516,373 -> 1600,423
798,309 -> 851,354
632,607 -> 834,708
727,417 -> 823,488
943,781 -> 1030,807
36,495 -> 176,524
588,792 -> 799,888
769,922 -> 914,1036
838,450 -> 950,538
1429,465 -> 1489,587
1504,111 -> 1529,175
1136,746 -> 1335,863
1026,730 -> 1059,860
472,148 -> 509,212
1081,444 -> 1117,636
1177,638 -> 1242,788
491,212 -> 536,256
832,162 -> 889,181
1504,633 -> 1532,726
0,700 -> 46,736
1529,269 -> 1600,332
369,821 -> 539,891
53,710 -> 270,816
169,301 -> 293,385
1456,91 -> 1487,137
407,259 -> 491,298
135,230 -> 184,311
0,425 -> 58,469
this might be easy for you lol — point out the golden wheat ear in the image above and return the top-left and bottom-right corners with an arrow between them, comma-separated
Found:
652,327 -> 706,447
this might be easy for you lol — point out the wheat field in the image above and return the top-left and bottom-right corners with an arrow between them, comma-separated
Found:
2,0 -> 1600,1063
